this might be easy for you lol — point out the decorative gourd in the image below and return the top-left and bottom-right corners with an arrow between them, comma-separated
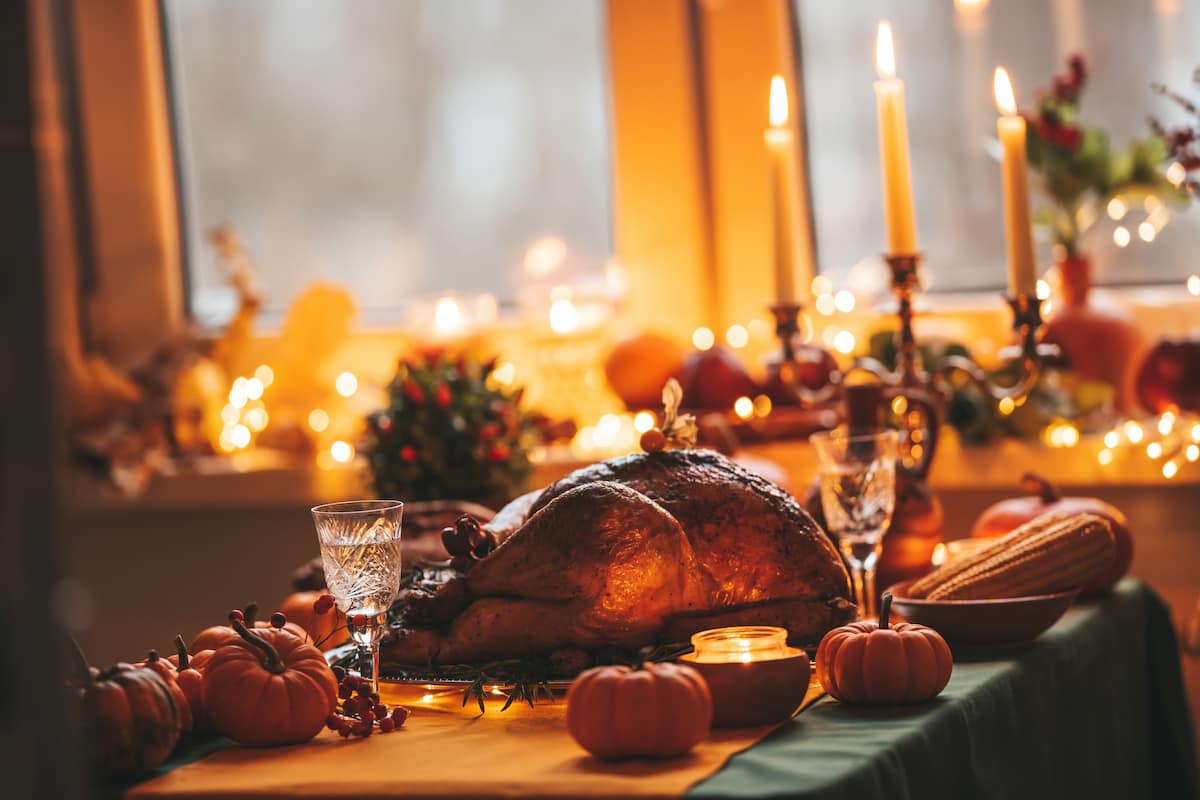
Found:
190,603 -> 308,653
279,590 -> 347,647
172,635 -> 208,730
970,473 -> 1132,594
815,593 -> 952,705
138,650 -> 193,733
71,642 -> 184,774
1135,335 -> 1200,414
604,332 -> 687,410
203,619 -> 338,746
566,662 -> 711,761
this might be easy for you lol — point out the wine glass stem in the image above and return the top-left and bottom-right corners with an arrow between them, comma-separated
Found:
863,566 -> 877,619
358,643 -> 380,693
848,562 -> 870,620
840,538 -> 882,619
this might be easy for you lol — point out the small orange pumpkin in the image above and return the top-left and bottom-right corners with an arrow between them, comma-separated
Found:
279,590 -> 347,648
203,619 -> 338,746
566,662 -> 711,761
138,649 -> 193,733
816,593 -> 952,705
970,473 -> 1132,594
191,603 -> 308,653
71,642 -> 184,774
171,634 -> 209,730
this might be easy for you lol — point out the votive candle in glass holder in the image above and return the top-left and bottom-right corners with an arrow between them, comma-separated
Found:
689,626 -> 791,664
680,625 -> 811,728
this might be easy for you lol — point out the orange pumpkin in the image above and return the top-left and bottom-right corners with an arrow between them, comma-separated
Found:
566,662 -> 711,761
171,634 -> 209,730
203,620 -> 338,746
191,603 -> 308,653
970,473 -> 1132,594
816,593 -> 952,705
138,650 -> 193,733
279,590 -> 347,648
72,643 -> 184,775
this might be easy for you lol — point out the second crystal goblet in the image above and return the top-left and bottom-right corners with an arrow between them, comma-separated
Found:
809,429 -> 898,620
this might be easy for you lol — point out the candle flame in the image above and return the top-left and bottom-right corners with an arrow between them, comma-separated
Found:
768,75 -> 788,126
994,67 -> 1016,115
434,296 -> 464,335
875,21 -> 895,79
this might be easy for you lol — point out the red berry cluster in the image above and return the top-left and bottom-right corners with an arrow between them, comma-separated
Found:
441,514 -> 498,572
1029,52 -> 1088,152
1150,73 -> 1200,187
326,666 -> 409,738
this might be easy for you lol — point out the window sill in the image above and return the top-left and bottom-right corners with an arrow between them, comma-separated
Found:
66,431 -> 1191,514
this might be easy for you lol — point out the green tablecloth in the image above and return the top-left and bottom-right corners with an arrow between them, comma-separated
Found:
693,579 -> 1196,799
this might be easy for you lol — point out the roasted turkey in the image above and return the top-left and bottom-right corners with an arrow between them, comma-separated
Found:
382,449 -> 854,667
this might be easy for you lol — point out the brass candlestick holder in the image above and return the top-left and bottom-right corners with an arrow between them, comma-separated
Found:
771,252 -> 1061,414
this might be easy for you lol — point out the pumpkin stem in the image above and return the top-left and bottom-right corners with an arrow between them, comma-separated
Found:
879,593 -> 893,630
231,619 -> 285,674
174,635 -> 191,670
147,648 -> 160,663
1020,472 -> 1060,504
68,637 -> 93,685
243,602 -> 259,628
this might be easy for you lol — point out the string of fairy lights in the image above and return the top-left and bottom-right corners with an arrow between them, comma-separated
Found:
210,270 -> 1198,480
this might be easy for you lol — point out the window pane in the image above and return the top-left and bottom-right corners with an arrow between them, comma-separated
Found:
165,0 -> 611,326
795,0 -> 1200,293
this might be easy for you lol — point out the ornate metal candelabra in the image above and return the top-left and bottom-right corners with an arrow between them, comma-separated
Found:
772,252 -> 1061,411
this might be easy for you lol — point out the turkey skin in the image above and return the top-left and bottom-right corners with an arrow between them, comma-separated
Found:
383,449 -> 854,666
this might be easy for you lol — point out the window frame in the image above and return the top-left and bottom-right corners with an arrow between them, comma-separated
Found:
63,0 -> 1197,368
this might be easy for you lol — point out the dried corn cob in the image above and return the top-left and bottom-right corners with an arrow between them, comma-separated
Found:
926,514 -> 1115,600
906,513 -> 1073,599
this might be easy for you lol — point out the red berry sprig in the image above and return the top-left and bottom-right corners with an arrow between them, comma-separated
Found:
325,668 -> 409,739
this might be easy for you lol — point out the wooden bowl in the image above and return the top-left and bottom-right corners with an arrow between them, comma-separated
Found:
886,580 -> 1079,646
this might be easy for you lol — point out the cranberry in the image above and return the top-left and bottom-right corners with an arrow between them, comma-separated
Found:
338,685 -> 354,700
356,685 -> 373,699
313,594 -> 335,615
360,710 -> 376,725
332,665 -> 346,682
351,613 -> 368,628
392,707 -> 409,725
373,704 -> 388,717
640,429 -> 666,453
378,717 -> 395,733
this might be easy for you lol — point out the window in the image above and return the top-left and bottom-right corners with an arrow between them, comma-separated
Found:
795,0 -> 1200,293
163,0 -> 612,327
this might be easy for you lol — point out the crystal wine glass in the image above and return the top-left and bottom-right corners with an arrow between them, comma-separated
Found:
311,500 -> 404,692
809,429 -> 898,620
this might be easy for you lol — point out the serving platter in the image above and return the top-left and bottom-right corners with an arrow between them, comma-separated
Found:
324,642 -> 575,688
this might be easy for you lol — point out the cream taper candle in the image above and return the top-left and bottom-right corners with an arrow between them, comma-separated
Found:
874,21 -> 918,255
994,67 -> 1037,296
764,75 -> 813,303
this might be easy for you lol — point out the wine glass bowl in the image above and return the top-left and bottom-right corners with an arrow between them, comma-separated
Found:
311,500 -> 404,691
809,429 -> 898,620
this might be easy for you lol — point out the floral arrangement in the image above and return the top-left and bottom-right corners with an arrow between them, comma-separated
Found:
365,352 -> 541,506
1150,66 -> 1200,196
1024,53 -> 1186,257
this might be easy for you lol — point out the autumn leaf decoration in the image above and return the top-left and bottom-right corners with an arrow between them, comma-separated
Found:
660,379 -> 698,448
